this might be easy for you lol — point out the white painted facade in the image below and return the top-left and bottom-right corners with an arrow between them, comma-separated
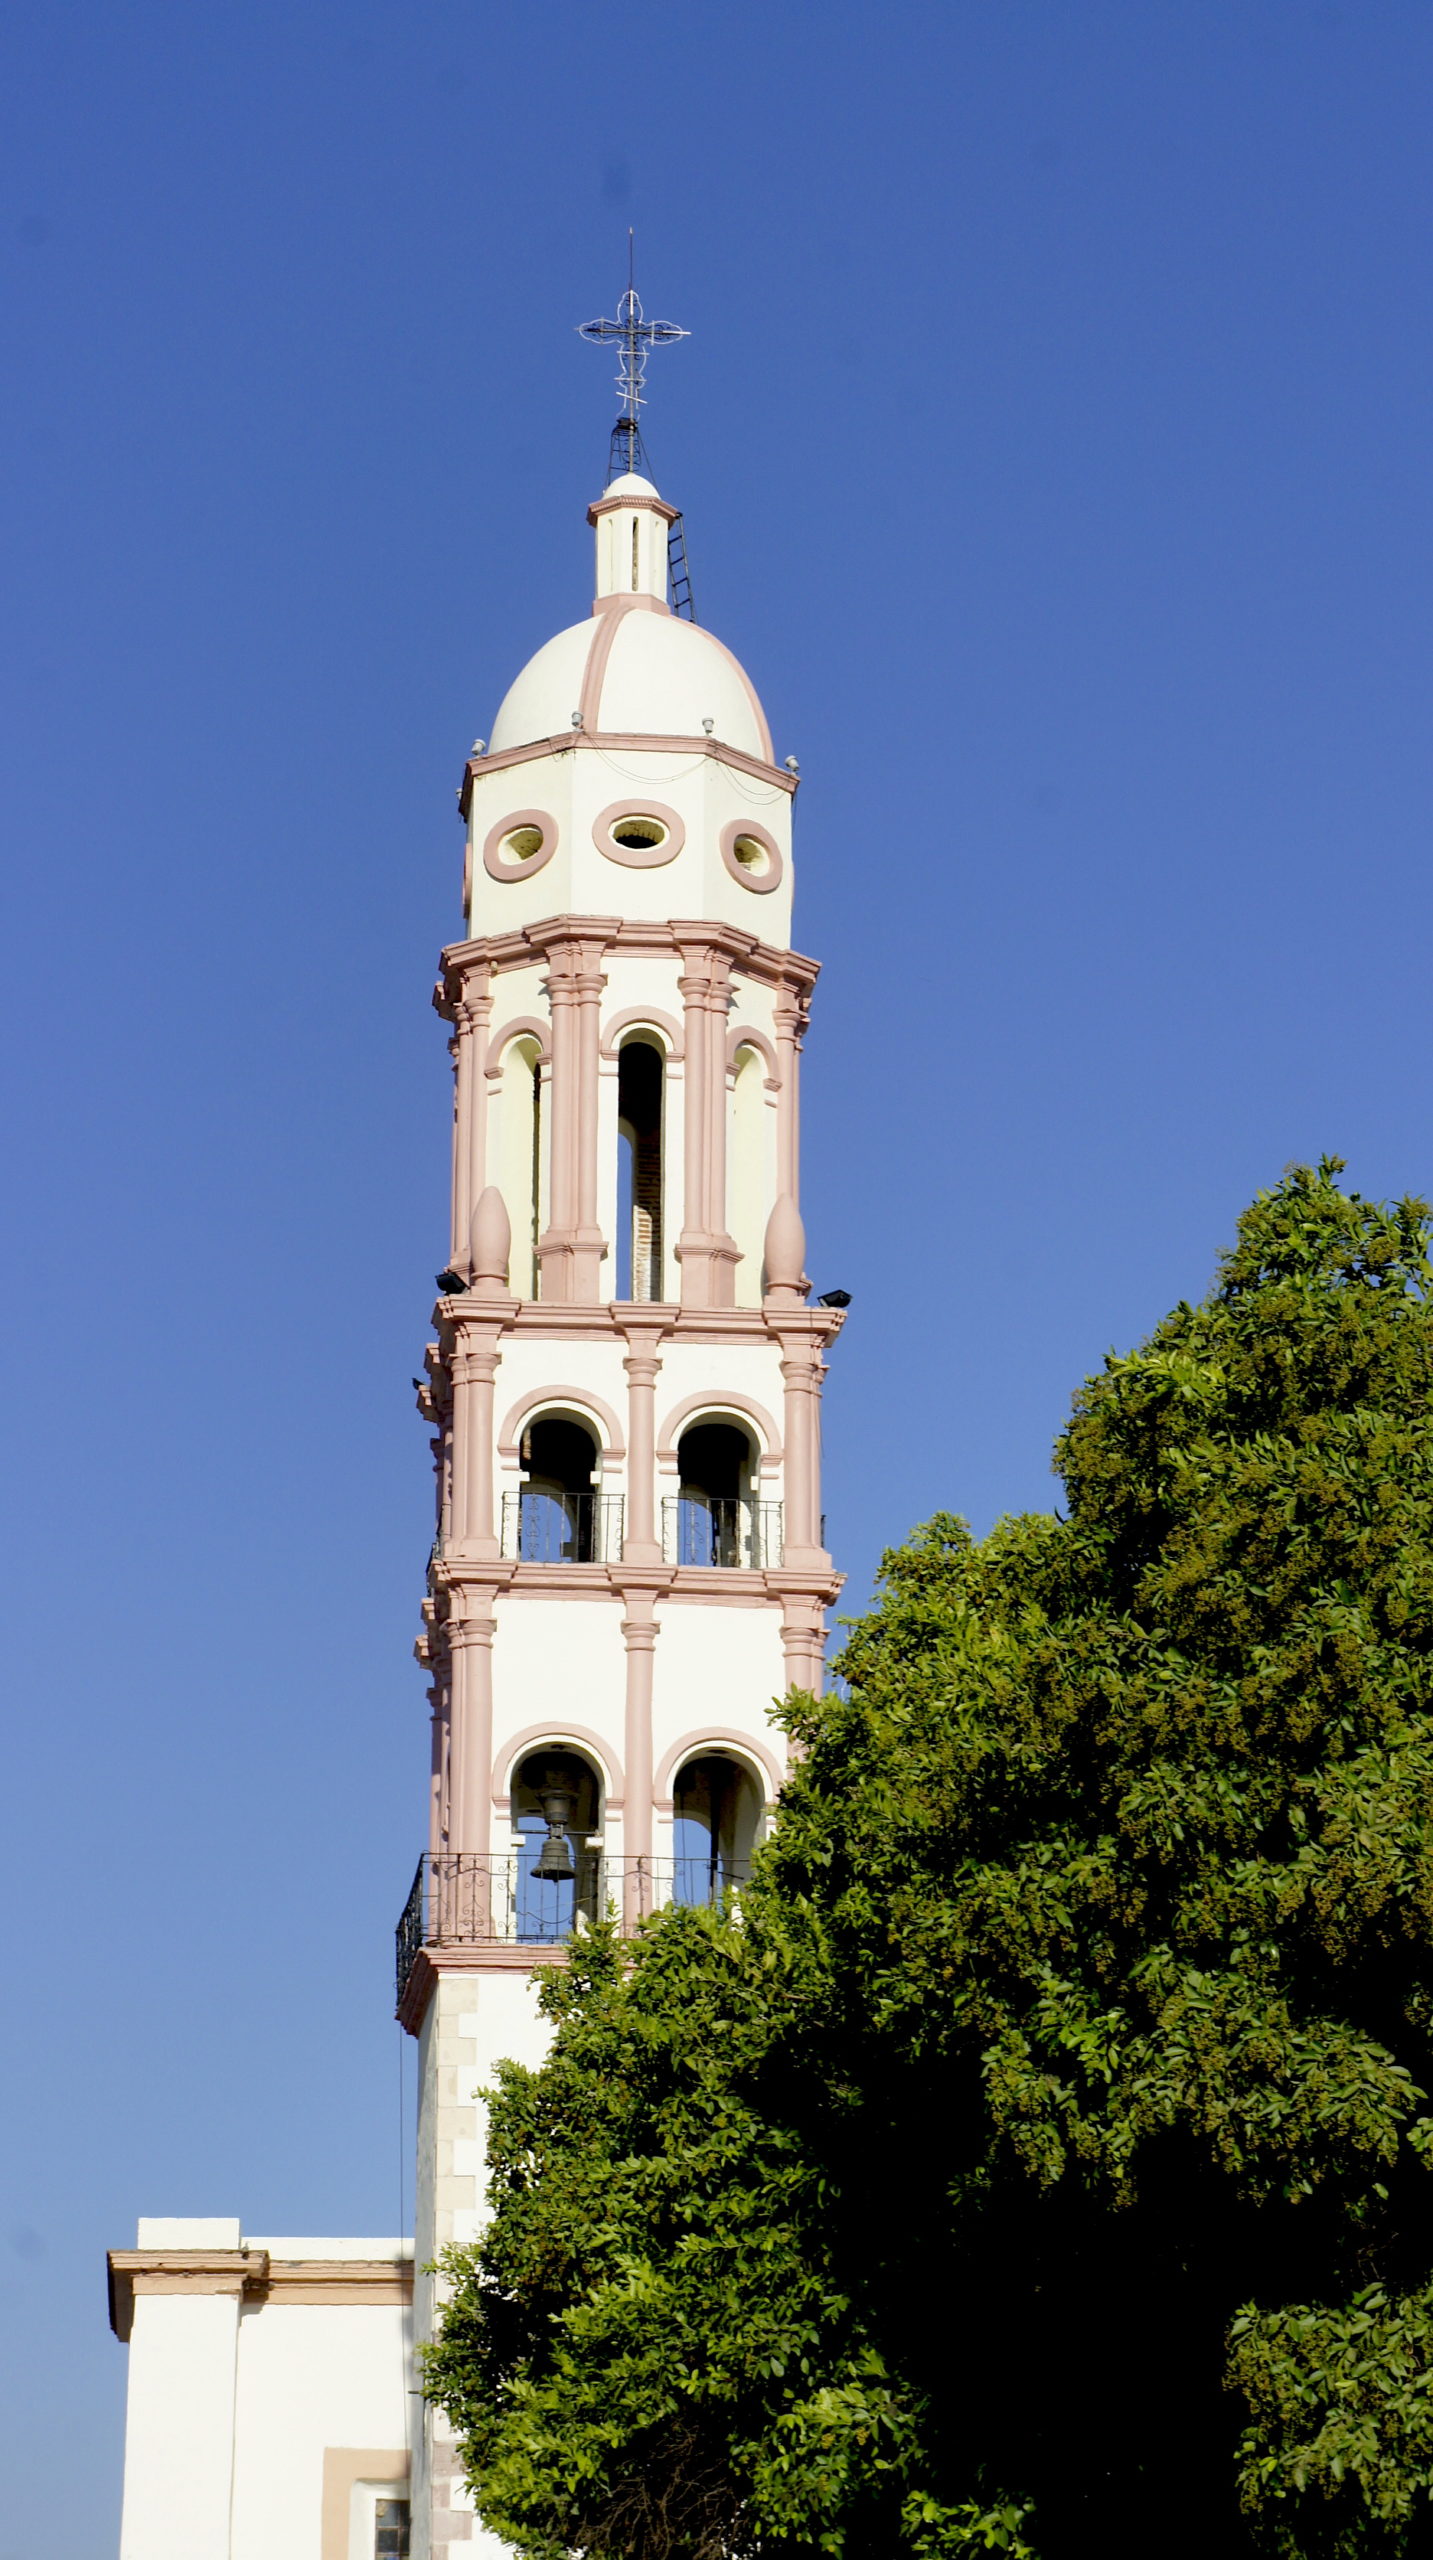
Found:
110,2219 -> 413,2560
107,446 -> 841,2560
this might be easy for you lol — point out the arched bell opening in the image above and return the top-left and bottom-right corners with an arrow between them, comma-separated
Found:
616,1035 -> 664,1302
671,1752 -> 763,1907
511,1748 -> 604,1942
673,1419 -> 758,1568
516,1414 -> 601,1562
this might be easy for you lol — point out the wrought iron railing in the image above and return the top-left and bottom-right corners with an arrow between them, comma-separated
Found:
662,1497 -> 783,1569
396,1851 -> 753,2002
501,1489 -> 625,1563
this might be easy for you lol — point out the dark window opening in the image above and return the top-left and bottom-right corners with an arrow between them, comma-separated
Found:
673,1753 -> 759,1905
512,1749 -> 603,1941
617,1039 -> 663,1301
519,1416 -> 599,1561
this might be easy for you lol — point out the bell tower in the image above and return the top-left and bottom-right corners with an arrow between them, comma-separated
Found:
398,423 -> 844,2548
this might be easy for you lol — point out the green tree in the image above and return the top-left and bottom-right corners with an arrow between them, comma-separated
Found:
426,1163 -> 1433,2559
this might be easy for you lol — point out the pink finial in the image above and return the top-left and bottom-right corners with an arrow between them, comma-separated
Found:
763,1193 -> 807,1305
469,1186 -> 512,1300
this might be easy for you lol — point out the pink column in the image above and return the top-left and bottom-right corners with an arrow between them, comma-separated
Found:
779,1593 -> 826,1697
451,1339 -> 501,1557
618,1592 -> 659,1927
621,1320 -> 665,1564
675,938 -> 711,1305
538,944 -> 579,1300
427,1679 -> 446,1858
778,1340 -> 824,1565
449,1608 -> 496,1858
572,939 -> 608,1298
773,986 -> 801,1205
704,950 -> 736,1306
453,972 -> 493,1270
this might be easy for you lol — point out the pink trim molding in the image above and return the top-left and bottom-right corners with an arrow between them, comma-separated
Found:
592,590 -> 669,618
587,491 -> 680,527
720,818 -> 784,896
656,1388 -> 782,1469
493,1722 -> 625,1811
483,809 -> 559,884
485,1016 -> 551,1079
600,1005 -> 684,1062
727,1025 -> 782,1087
704,631 -> 775,763
578,605 -> 625,731
592,798 -> 687,868
497,1382 -> 626,1461
653,1726 -> 785,1807
458,737 -> 797,822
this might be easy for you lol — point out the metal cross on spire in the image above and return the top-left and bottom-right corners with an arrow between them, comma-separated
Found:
577,232 -> 689,485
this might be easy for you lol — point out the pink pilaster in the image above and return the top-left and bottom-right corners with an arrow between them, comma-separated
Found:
451,1340 -> 501,1557
617,1591 -> 660,1928
448,1609 -> 496,1859
674,933 -> 741,1308
451,971 -> 493,1271
773,985 -> 802,1206
537,930 -> 611,1301
620,1320 -> 666,1564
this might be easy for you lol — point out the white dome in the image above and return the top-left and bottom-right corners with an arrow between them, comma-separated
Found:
488,609 -> 773,764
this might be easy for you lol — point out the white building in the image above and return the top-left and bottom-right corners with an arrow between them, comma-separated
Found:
109,418 -> 842,2560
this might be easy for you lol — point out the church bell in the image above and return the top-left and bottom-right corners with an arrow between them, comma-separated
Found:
531,1764 -> 580,1882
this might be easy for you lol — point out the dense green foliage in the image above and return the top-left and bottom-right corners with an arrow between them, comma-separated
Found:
425,1164 -> 1433,2559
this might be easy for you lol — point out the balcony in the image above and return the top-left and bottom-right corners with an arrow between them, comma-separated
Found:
662,1496 -> 783,1569
396,1850 -> 753,2003
501,1488 -> 625,1564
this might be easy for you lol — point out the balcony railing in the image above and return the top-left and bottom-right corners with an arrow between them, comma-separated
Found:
662,1496 -> 783,1569
396,1851 -> 753,2003
501,1489 -> 625,1564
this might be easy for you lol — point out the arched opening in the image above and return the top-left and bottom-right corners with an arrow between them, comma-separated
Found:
672,1752 -> 763,1905
729,1044 -> 766,1308
511,1747 -> 603,1941
498,1035 -> 543,1298
672,1420 -> 757,1568
516,1415 -> 600,1562
616,1036 -> 664,1302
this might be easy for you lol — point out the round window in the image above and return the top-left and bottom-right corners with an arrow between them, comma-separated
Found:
611,816 -> 668,852
719,818 -> 784,895
482,809 -> 558,883
593,800 -> 685,867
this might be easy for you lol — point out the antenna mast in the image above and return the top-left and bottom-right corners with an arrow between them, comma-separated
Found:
578,232 -> 689,485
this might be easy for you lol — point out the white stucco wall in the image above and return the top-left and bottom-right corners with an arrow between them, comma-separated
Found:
114,2221 -> 413,2560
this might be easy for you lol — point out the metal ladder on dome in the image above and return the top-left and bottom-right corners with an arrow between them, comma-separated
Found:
667,515 -> 695,621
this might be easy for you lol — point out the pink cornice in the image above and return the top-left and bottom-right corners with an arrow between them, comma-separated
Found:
399,1943 -> 565,2033
457,734 -> 798,820
491,1722 -> 625,1810
653,1726 -> 785,1808
656,1387 -> 782,1465
438,922 -> 819,1005
592,589 -> 670,617
599,1006 -> 684,1062
497,1381 -> 626,1460
719,818 -> 784,896
482,808 -> 559,884
727,1025 -> 782,1087
485,1016 -> 551,1078
587,490 -> 680,527
592,798 -> 687,867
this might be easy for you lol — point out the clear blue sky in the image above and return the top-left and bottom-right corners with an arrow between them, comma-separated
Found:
5,5 -> 1433,2550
